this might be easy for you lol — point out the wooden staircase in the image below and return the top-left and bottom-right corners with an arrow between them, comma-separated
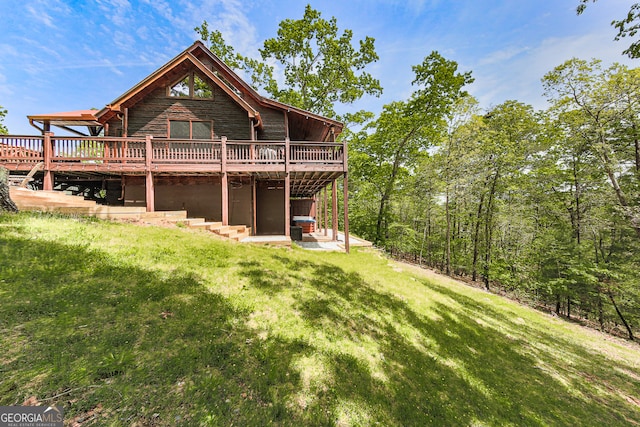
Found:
9,187 -> 250,241
166,218 -> 251,242
9,187 -> 149,220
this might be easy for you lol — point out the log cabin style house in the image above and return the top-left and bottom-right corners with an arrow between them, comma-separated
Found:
0,41 -> 350,249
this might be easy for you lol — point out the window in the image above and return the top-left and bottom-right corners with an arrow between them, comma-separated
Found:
168,72 -> 213,99
170,76 -> 190,97
192,121 -> 212,139
193,75 -> 213,98
169,120 -> 212,139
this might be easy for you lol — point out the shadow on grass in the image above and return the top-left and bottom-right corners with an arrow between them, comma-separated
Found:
239,254 -> 640,426
1,215 -> 638,426
0,228 -> 308,425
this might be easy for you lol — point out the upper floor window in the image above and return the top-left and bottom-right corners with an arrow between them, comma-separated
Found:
168,72 -> 213,99
169,120 -> 213,139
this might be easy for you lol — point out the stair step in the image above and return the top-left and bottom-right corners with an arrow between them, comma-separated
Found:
231,231 -> 250,241
189,221 -> 221,230
139,211 -> 187,219
206,222 -> 225,231
167,217 -> 206,225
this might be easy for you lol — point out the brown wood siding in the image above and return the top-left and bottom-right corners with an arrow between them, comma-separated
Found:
126,86 -> 251,140
291,198 -> 316,217
228,177 -> 252,227
256,180 -> 285,235
106,117 -> 123,137
256,107 -> 286,140
124,175 -> 223,220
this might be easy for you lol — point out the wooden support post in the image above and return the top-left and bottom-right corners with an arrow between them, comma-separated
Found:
332,179 -> 338,241
324,186 -> 328,236
343,172 -> 350,253
252,175 -> 257,235
145,135 -> 154,212
221,173 -> 228,225
43,132 -> 53,191
315,192 -> 320,231
285,173 -> 290,237
285,137 -> 290,174
122,107 -> 128,137
221,136 -> 228,225
284,137 -> 291,237
342,140 -> 350,253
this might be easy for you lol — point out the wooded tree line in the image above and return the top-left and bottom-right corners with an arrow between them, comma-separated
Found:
349,58 -> 640,340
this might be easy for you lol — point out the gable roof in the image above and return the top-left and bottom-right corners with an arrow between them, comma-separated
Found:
96,41 -> 343,139
189,41 -> 343,128
96,42 -> 262,127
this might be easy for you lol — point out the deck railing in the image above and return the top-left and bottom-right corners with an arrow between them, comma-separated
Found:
151,139 -> 220,163
51,136 -> 147,163
0,134 -> 345,169
0,135 -> 44,162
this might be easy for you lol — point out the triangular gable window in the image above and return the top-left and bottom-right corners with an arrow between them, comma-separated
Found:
193,75 -> 213,98
168,73 -> 213,99
170,76 -> 190,97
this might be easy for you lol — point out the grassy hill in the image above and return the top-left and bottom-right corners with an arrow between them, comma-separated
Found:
0,212 -> 638,426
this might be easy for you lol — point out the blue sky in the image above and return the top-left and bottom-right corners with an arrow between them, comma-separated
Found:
0,0 -> 636,134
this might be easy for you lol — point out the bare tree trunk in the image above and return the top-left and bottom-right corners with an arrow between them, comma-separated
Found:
0,166 -> 19,213
419,213 -> 430,267
599,144 -> 640,239
483,171 -> 499,290
607,289 -> 634,341
472,191 -> 486,282
445,188 -> 451,275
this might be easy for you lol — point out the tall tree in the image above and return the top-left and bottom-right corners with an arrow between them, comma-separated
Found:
476,101 -> 540,288
543,59 -> 640,239
438,96 -> 481,275
353,52 -> 473,245
196,5 -> 381,121
260,4 -> 382,118
0,105 -> 17,212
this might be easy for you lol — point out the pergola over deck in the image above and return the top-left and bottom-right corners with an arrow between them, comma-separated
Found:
28,110 -> 103,136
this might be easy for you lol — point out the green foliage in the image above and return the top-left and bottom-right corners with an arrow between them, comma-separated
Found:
260,4 -> 382,118
351,52 -> 473,245
349,57 -> 640,339
543,59 -> 640,240
0,105 -> 8,135
195,6 -> 381,124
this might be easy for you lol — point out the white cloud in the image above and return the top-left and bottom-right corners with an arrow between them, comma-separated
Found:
96,0 -> 133,27
476,46 -> 530,67
26,5 -> 55,28
0,44 -> 19,58
467,26 -> 637,112
0,70 -> 12,98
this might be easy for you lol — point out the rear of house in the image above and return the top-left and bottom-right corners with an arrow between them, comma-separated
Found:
0,41 -> 350,246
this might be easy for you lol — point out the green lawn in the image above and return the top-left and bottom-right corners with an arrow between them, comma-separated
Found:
0,212 -> 638,426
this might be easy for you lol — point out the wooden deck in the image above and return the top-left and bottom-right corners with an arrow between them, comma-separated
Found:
0,134 -> 347,197
0,134 -> 345,173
